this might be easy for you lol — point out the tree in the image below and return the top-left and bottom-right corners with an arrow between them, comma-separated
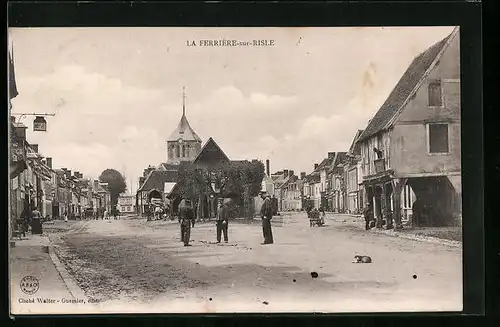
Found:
98,169 -> 127,206
176,160 -> 265,218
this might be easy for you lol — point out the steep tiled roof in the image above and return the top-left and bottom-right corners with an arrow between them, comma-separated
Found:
168,113 -> 202,142
138,170 -> 178,192
327,152 -> 348,174
348,130 -> 364,155
192,137 -> 230,165
316,157 -> 334,172
357,29 -> 457,142
158,163 -> 180,171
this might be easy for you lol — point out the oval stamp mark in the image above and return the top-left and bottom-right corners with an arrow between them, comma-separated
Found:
20,276 -> 39,295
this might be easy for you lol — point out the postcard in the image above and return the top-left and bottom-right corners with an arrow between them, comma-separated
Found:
9,26 -> 462,314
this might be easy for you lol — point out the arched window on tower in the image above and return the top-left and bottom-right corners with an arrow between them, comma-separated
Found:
176,145 -> 180,157
185,144 -> 189,157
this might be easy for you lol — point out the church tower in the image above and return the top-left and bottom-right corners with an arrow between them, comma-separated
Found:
166,87 -> 202,164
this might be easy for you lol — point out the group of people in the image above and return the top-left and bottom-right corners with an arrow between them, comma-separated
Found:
18,206 -> 43,236
176,192 -> 275,247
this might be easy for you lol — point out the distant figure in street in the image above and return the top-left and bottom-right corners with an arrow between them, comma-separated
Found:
320,206 -> 326,225
64,211 -> 68,222
31,207 -> 43,235
216,198 -> 229,243
178,199 -> 195,246
20,207 -> 31,237
260,192 -> 274,244
363,203 -> 373,230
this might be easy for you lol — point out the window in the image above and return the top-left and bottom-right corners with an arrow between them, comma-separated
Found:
182,145 -> 185,157
428,123 -> 449,154
176,145 -> 180,157
428,82 -> 442,107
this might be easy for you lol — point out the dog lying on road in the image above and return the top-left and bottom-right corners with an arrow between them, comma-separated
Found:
352,255 -> 372,263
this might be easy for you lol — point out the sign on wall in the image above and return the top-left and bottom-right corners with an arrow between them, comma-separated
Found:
33,116 -> 47,132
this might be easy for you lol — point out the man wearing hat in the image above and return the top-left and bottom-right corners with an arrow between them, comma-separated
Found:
259,192 -> 274,244
178,198 -> 195,246
363,202 -> 374,230
216,198 -> 229,243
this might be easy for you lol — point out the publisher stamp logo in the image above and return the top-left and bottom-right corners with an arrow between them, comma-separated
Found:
20,276 -> 39,295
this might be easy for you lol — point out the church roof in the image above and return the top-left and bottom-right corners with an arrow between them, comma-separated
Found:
167,113 -> 202,142
192,137 -> 230,165
158,163 -> 180,171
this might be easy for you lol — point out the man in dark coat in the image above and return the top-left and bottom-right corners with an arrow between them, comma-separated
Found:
178,199 -> 195,246
260,193 -> 274,244
363,203 -> 373,230
216,198 -> 229,243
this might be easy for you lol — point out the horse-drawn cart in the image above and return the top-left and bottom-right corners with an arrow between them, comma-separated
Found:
308,209 -> 324,227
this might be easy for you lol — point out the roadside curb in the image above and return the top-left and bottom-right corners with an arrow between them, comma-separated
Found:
370,228 -> 462,248
328,216 -> 462,248
48,245 -> 89,301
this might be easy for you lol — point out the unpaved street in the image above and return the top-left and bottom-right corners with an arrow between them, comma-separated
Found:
50,213 -> 462,313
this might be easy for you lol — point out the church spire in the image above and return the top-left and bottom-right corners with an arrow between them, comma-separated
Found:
182,86 -> 186,117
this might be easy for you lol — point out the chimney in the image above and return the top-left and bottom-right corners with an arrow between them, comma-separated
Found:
93,180 -> 99,190
31,144 -> 39,153
328,152 -> 336,159
46,157 -> 52,169
314,163 -> 319,170
13,123 -> 27,140
289,170 -> 294,177
266,159 -> 270,176
300,172 -> 306,179
283,169 -> 289,177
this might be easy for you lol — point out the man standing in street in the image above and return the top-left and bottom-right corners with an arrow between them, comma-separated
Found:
178,198 -> 195,246
363,202 -> 373,230
260,192 -> 274,245
216,198 -> 229,243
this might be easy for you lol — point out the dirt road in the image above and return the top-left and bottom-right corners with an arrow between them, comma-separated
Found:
50,214 -> 462,313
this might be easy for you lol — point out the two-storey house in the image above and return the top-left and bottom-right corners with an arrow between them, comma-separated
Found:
118,195 -> 136,213
357,27 -> 461,229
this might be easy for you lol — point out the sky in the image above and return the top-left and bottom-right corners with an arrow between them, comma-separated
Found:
9,26 -> 455,194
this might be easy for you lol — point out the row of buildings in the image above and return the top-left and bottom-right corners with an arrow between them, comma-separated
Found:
8,49 -> 112,233
9,119 -> 112,222
263,27 -> 462,228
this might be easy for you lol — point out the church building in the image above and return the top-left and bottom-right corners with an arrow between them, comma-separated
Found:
136,88 -> 203,215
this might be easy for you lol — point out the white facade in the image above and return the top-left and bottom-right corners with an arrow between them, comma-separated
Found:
118,195 -> 135,213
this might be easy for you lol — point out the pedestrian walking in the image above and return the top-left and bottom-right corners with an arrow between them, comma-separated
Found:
31,206 -> 43,235
216,198 -> 229,243
178,198 -> 195,246
363,203 -> 373,230
260,192 -> 274,244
